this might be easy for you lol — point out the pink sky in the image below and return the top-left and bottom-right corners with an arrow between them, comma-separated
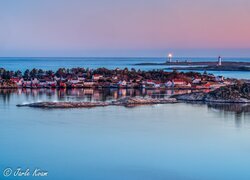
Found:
1,0 -> 250,56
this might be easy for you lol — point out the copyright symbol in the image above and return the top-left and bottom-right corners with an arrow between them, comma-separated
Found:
3,168 -> 12,177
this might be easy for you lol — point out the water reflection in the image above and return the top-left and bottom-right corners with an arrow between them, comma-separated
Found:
207,103 -> 250,126
207,103 -> 250,114
1,88 -> 250,118
0,88 -> 192,103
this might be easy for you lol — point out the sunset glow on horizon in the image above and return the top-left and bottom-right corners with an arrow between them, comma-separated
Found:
1,0 -> 250,57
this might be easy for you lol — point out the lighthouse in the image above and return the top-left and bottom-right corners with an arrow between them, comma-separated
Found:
218,56 -> 222,66
167,53 -> 173,63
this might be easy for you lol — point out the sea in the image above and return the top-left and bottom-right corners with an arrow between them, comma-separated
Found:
0,57 -> 249,79
0,57 -> 250,180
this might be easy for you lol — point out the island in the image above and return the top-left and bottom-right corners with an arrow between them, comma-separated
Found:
135,61 -> 250,71
0,67 -> 244,90
17,83 -> 250,109
16,97 -> 177,108
172,83 -> 250,103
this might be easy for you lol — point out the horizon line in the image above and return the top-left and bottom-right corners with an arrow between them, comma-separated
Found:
1,56 -> 250,59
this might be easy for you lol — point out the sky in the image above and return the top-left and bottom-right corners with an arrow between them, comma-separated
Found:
1,0 -> 250,57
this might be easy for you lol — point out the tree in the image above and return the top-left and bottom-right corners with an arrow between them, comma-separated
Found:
24,69 -> 30,79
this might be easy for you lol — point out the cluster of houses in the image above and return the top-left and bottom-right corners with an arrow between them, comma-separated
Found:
0,68 -> 231,90
144,76 -> 226,89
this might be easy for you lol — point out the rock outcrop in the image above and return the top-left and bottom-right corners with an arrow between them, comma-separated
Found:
173,83 -> 250,103
205,83 -> 250,103
17,97 -> 177,108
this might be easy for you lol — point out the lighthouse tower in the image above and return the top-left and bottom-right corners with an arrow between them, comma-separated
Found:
218,56 -> 222,66
167,53 -> 173,63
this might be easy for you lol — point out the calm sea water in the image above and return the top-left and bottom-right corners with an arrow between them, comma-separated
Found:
0,57 -> 249,79
0,58 -> 250,180
0,89 -> 250,180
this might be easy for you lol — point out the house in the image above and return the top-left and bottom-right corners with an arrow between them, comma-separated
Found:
10,77 -> 20,83
78,76 -> 85,82
165,80 -> 173,87
92,74 -> 103,81
203,82 -> 211,89
154,82 -> 161,88
145,80 -> 156,88
59,82 -> 67,88
192,78 -> 202,84
16,79 -> 23,87
23,79 -> 32,88
215,76 -> 224,82
135,77 -> 142,82
84,89 -> 94,95
46,80 -> 57,88
118,80 -> 127,87
146,80 -> 154,85
31,83 -> 37,89
75,82 -> 84,88
11,77 -> 23,87
173,79 -> 186,86
69,78 -> 79,84
31,78 -> 39,84
54,76 -> 61,81
38,80 -> 47,88
83,81 -> 95,87
193,82 -> 211,89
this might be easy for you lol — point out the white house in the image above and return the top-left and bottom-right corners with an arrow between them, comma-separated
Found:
118,80 -> 127,86
173,79 -> 186,86
215,76 -> 224,82
192,78 -> 202,84
165,81 -> 173,87
92,74 -> 103,81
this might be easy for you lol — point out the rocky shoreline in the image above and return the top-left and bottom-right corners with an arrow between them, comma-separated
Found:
16,83 -> 250,109
17,97 -> 177,108
172,83 -> 250,103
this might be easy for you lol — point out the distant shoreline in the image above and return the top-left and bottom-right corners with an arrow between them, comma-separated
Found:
135,61 -> 250,71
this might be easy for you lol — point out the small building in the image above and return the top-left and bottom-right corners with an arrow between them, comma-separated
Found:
47,80 -> 57,88
83,81 -> 95,87
192,78 -> 202,84
204,82 -> 211,88
92,74 -> 103,81
154,82 -> 161,88
165,81 -> 173,87
118,80 -> 127,87
69,78 -> 79,84
31,78 -> 39,84
11,77 -> 23,87
38,80 -> 47,88
215,76 -> 224,82
78,76 -> 85,82
10,77 -> 20,83
59,82 -> 67,88
218,56 -> 222,66
146,80 -> 155,85
173,79 -> 186,86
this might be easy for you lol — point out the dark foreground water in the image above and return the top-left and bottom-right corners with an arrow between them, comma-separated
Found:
1,89 -> 250,180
